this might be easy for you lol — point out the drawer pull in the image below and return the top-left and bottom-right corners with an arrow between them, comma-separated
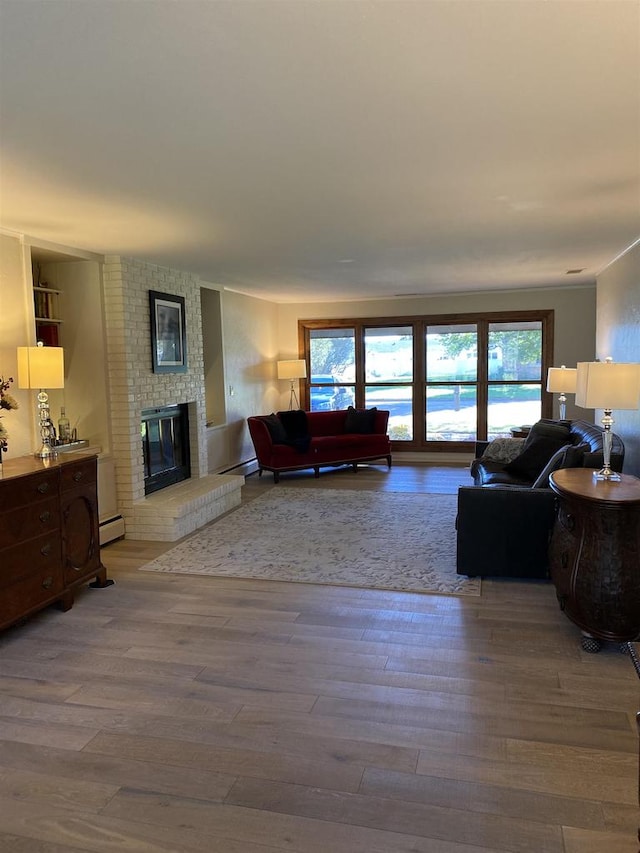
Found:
72,471 -> 84,482
39,510 -> 51,523
41,576 -> 54,590
40,543 -> 51,557
37,482 -> 50,494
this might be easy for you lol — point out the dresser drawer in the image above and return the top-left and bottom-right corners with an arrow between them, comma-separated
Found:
60,458 -> 97,492
0,561 -> 64,628
0,498 -> 60,549
0,469 -> 59,512
0,532 -> 62,585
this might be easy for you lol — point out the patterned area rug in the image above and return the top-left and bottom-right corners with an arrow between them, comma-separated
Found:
140,487 -> 481,596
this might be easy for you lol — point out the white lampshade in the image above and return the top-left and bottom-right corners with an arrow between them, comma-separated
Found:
575,360 -> 640,410
546,366 -> 577,393
17,345 -> 65,389
277,359 -> 307,380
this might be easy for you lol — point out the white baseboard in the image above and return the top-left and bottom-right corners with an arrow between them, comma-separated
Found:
100,515 -> 126,545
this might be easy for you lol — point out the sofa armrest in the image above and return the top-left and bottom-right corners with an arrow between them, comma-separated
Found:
456,486 -> 557,579
247,417 -> 275,464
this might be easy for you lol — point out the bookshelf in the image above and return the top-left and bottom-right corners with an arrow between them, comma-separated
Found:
33,284 -> 63,346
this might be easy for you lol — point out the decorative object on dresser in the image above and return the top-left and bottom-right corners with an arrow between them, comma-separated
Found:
546,365 -> 577,420
276,359 -> 307,410
0,452 -> 111,631
16,342 -> 65,459
0,375 -> 19,462
548,468 -> 640,653
575,358 -> 640,482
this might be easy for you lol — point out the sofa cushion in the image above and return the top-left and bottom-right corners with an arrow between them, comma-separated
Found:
503,421 -> 572,481
531,442 -> 588,489
261,413 -> 288,444
344,406 -> 378,434
474,460 -> 533,486
481,437 -> 526,463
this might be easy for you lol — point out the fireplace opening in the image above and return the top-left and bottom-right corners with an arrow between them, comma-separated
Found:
141,404 -> 191,495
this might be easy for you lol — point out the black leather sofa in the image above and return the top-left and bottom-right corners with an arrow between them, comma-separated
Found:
456,419 -> 625,579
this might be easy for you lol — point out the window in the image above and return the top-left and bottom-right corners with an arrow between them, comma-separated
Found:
425,324 -> 477,442
300,311 -> 552,450
364,326 -> 414,440
486,320 -> 543,438
308,328 -> 355,411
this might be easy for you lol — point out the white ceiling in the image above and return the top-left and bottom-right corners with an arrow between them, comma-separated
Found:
1,1 -> 639,303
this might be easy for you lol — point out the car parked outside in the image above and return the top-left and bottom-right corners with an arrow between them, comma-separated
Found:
310,375 -> 354,411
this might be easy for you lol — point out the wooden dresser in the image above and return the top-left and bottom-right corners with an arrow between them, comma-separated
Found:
549,468 -> 640,652
0,452 -> 109,631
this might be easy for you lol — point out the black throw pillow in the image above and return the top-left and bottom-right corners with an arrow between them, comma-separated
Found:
531,442 -> 588,489
521,419 -> 571,452
344,406 -> 377,434
261,413 -> 288,444
277,409 -> 308,439
504,431 -> 571,481
277,409 -> 311,453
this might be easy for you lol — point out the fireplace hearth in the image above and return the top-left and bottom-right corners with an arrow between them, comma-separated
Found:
141,404 -> 190,495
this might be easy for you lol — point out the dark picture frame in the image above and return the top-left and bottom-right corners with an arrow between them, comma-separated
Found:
149,290 -> 187,373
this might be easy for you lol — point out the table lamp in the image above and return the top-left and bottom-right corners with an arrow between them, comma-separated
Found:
17,342 -> 65,459
546,365 -> 577,420
575,358 -> 640,481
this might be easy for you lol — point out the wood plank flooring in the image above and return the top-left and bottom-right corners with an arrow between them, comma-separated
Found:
0,462 -> 638,852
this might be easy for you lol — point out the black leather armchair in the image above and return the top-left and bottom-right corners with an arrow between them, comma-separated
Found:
456,419 -> 625,579
456,486 -> 557,579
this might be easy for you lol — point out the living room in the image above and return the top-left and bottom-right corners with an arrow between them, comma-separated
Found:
0,2 -> 639,850
1,2 -> 639,490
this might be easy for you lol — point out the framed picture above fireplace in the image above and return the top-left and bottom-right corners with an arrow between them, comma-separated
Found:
149,290 -> 187,373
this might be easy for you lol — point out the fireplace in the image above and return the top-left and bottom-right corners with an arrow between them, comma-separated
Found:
141,404 -> 191,495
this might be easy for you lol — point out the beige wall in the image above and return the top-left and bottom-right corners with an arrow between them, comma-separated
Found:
0,233 -> 35,459
207,289 -> 280,472
276,284 -> 597,423
596,240 -> 640,476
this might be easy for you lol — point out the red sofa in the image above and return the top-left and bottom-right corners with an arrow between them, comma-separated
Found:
247,409 -> 391,482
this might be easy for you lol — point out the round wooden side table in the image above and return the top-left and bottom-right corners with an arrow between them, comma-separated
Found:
549,468 -> 640,652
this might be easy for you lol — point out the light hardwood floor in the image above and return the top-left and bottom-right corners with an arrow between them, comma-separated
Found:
0,462 -> 638,852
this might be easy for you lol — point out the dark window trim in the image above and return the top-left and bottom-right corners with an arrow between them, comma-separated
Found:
298,310 -> 554,452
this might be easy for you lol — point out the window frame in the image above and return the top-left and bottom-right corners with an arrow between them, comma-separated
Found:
298,310 -> 554,451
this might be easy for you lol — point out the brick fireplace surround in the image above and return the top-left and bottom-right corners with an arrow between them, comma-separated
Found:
101,256 -> 242,541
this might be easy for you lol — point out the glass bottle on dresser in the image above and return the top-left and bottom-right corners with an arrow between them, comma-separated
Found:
58,407 -> 71,444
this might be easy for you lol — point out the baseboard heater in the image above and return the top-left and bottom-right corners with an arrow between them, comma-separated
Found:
100,514 -> 126,545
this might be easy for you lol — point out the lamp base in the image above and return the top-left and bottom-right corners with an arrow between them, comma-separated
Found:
35,443 -> 58,460
593,468 -> 621,482
288,381 -> 300,411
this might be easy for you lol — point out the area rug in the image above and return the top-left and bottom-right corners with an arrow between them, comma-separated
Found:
139,488 -> 480,596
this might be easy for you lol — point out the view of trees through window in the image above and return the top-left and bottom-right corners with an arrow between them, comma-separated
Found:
303,312 -> 551,447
